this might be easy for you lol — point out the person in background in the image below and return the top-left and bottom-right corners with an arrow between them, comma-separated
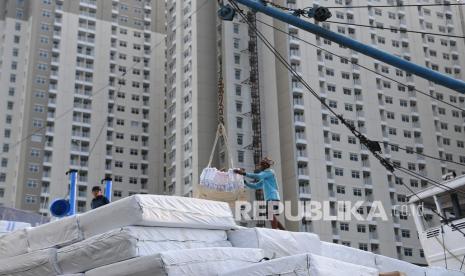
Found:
91,186 -> 109,209
234,157 -> 285,230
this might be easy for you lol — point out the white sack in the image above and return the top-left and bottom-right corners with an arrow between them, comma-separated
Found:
26,216 -> 82,252
375,254 -> 426,276
85,247 -> 264,276
220,253 -> 378,276
0,248 -> 60,276
0,229 -> 29,259
78,195 -> 237,238
227,227 -> 321,258
321,241 -> 376,268
425,267 -> 465,276
200,168 -> 244,192
57,226 -> 231,274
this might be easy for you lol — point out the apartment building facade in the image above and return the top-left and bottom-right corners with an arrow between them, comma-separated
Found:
164,0 -> 465,265
0,0 -> 165,215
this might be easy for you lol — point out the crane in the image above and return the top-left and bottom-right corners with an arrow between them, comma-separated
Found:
219,0 -> 465,94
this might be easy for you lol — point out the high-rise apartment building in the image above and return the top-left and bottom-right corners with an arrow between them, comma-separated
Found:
164,0 -> 465,265
0,0 -> 165,215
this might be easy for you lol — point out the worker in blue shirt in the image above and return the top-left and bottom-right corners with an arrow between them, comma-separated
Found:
234,157 -> 285,230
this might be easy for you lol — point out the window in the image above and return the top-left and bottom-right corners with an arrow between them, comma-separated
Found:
236,117 -> 243,129
332,133 -> 340,142
27,179 -> 38,188
359,243 -> 368,251
333,151 -> 342,159
237,134 -> 243,145
357,224 -> 366,233
25,195 -> 37,204
351,171 -> 360,179
340,223 -> 349,231
348,136 -> 356,144
335,168 -> 344,176
113,190 -> 122,197
336,186 -> 345,194
349,153 -> 358,161
353,188 -> 362,196
401,229 -> 410,238
235,69 -> 241,80
235,85 -> 241,96
238,151 -> 244,163
404,248 -> 413,257
233,23 -> 240,34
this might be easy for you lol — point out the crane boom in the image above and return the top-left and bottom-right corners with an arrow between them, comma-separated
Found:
231,0 -> 465,93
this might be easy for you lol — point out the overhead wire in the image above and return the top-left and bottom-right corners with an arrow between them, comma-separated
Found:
230,0 -> 465,200
254,18 -> 465,112
324,2 -> 465,9
325,20 -> 465,39
381,141 -> 465,169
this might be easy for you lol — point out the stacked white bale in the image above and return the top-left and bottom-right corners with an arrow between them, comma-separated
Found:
219,253 -> 379,276
320,241 -> 377,269
425,267 -> 465,276
227,227 -> 321,258
56,227 -> 232,274
0,220 -> 31,235
375,254 -> 427,276
0,228 -> 29,259
78,195 -> 237,238
0,248 -> 60,276
84,247 -> 265,276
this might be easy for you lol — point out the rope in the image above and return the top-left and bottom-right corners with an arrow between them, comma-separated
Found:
207,124 -> 234,168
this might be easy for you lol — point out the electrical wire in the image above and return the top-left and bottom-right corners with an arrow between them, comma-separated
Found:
231,0 -> 465,197
230,0 -> 465,249
325,20 -> 465,39
254,18 -> 465,112
324,3 -> 465,9
381,141 -> 465,169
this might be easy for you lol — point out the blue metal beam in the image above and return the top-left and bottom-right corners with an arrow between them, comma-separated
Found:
234,0 -> 465,94
68,169 -> 78,216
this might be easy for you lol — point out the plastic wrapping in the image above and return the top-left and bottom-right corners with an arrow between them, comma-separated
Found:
85,247 -> 264,276
375,254 -> 426,276
227,227 -> 321,258
0,248 -> 60,276
79,195 -> 237,238
57,226 -> 231,274
0,228 -> 29,259
220,253 -> 378,276
321,241 -> 377,268
27,216 -> 82,252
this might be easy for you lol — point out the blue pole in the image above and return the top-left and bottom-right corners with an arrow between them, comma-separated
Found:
67,169 -> 78,216
104,178 -> 112,202
234,0 -> 465,94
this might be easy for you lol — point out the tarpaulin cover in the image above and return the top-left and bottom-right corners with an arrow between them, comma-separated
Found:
0,229 -> 29,259
57,226 -> 231,274
227,227 -> 321,258
375,254 -> 426,276
0,248 -> 59,276
78,195 -> 237,238
85,247 -> 265,276
220,253 -> 379,276
321,241 -> 377,268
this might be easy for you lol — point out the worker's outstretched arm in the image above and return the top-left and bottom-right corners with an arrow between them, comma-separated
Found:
244,179 -> 264,190
245,170 -> 273,180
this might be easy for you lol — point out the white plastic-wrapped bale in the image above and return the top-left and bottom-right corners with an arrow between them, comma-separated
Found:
0,221 -> 31,234
227,227 -> 321,258
0,228 -> 29,259
56,226 -> 232,274
375,254 -> 426,276
85,247 -> 265,276
26,216 -> 82,252
0,248 -> 60,276
78,195 -> 237,238
425,267 -> 465,276
321,241 -> 377,268
220,253 -> 379,276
